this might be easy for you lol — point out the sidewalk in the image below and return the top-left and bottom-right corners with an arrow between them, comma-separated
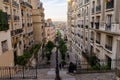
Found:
37,68 -> 76,80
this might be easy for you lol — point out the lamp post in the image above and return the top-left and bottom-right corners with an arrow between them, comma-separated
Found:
55,37 -> 61,80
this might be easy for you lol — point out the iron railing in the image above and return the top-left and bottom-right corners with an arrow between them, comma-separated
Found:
0,66 -> 37,79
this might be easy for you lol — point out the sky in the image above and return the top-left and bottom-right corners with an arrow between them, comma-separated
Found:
40,0 -> 67,21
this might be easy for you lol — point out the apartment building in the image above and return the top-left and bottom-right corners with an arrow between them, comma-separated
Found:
67,0 -> 73,52
0,0 -> 14,66
3,0 -> 23,65
75,0 -> 90,61
20,0 -> 34,53
67,0 -> 120,68
67,0 -> 90,62
45,19 -> 55,43
31,0 -> 45,44
89,0 -> 120,68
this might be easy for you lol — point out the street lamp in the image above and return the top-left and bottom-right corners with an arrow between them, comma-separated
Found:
55,37 -> 61,80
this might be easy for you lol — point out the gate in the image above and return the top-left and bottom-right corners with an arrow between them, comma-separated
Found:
0,66 -> 37,79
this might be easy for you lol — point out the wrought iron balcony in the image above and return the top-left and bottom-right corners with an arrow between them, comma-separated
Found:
96,40 -> 100,44
14,16 -> 20,20
11,29 -> 23,36
105,24 -> 111,31
96,5 -> 101,12
20,1 -> 32,9
106,0 -> 114,9
95,22 -> 99,29
12,1 -> 19,7
3,0 -> 9,3
105,44 -> 112,51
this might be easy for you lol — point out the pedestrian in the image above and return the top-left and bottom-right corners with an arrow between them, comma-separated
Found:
59,63 -> 62,70
68,62 -> 74,73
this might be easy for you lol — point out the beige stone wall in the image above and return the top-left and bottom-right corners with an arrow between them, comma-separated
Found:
0,50 -> 14,66
45,27 -> 55,43
0,0 -> 14,66
32,6 -> 45,44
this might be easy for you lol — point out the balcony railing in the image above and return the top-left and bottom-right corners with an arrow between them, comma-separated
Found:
20,1 -> 32,9
96,5 -> 101,12
96,40 -> 100,44
105,44 -> 112,51
105,24 -> 111,31
3,0 -> 9,3
11,29 -> 23,36
14,16 -> 20,20
95,22 -> 99,29
106,0 -> 114,9
12,1 -> 19,7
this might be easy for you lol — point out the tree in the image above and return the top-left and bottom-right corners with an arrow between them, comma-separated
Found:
58,39 -> 67,61
45,41 -> 55,61
56,30 -> 62,39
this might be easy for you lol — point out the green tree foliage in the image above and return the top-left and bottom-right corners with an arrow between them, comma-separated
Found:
46,41 -> 54,53
58,39 -> 67,60
16,44 -> 41,66
45,41 -> 54,61
0,10 -> 9,31
56,30 -> 62,39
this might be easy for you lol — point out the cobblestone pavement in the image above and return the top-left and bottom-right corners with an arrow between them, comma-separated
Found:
75,72 -> 116,80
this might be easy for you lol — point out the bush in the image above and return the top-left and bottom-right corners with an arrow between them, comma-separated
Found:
100,64 -> 111,70
16,56 -> 27,66
46,61 -> 50,65
91,64 -> 100,70
89,55 -> 98,66
16,44 -> 41,66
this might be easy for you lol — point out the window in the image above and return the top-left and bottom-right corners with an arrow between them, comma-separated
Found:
1,40 -> 8,53
106,15 -> 112,26
105,35 -> 113,51
96,33 -> 101,44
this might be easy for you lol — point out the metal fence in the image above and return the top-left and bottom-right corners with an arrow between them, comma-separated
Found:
76,60 -> 116,74
64,59 -> 117,74
0,66 -> 37,79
